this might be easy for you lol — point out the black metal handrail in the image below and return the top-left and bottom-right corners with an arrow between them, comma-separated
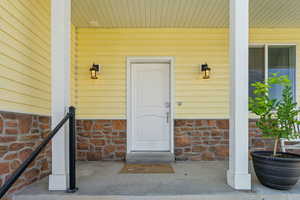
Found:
0,106 -> 78,199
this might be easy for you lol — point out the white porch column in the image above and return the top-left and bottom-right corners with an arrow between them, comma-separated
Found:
227,0 -> 251,190
49,0 -> 71,190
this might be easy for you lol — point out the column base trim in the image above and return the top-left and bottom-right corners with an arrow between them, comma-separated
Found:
227,170 -> 251,190
49,174 -> 68,190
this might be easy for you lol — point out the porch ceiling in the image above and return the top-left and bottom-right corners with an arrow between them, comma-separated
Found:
72,0 -> 300,28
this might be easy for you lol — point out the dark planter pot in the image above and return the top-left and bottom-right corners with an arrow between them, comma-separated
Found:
251,151 -> 300,190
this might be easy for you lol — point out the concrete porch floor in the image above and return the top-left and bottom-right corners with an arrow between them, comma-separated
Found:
15,161 -> 300,200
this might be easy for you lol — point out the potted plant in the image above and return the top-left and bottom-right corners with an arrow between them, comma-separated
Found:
249,74 -> 300,190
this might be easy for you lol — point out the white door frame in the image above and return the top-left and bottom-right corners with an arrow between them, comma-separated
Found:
126,56 -> 175,154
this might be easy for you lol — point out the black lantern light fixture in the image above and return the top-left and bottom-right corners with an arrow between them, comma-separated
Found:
90,63 -> 100,79
201,63 -> 211,79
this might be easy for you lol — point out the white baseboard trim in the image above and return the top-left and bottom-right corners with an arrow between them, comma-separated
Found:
49,174 -> 68,191
226,170 -> 251,190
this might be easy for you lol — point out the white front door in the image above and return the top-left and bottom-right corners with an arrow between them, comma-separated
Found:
132,63 -> 170,151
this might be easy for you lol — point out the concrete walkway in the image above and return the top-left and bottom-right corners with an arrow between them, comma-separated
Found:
15,161 -> 300,200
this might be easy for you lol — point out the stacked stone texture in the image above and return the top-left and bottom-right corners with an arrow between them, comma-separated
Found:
0,112 -> 51,200
76,120 -> 126,161
76,119 -> 278,161
175,119 -> 277,161
0,115 -> 282,199
249,119 -> 277,152
174,119 -> 230,161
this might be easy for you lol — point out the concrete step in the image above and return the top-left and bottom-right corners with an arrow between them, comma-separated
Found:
13,161 -> 300,200
126,152 -> 174,163
14,193 -> 300,200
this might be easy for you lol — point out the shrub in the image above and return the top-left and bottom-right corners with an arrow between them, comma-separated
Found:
249,74 -> 300,156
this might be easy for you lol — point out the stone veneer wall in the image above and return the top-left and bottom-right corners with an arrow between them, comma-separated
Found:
249,119 -> 277,152
174,119 -> 230,160
76,119 -> 275,161
76,120 -> 127,161
0,111 -> 51,200
175,119 -> 275,161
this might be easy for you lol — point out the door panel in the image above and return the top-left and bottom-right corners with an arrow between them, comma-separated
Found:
132,63 -> 170,151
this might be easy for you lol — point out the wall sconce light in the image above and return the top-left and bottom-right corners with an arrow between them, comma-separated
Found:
201,63 -> 211,79
90,63 -> 100,79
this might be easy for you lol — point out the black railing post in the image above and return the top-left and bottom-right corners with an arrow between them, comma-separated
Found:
67,106 -> 78,193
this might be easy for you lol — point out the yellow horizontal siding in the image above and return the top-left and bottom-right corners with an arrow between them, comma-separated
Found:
0,0 -> 51,115
76,28 -> 229,119
0,0 -> 77,116
2,11 -> 298,119
76,28 -> 300,119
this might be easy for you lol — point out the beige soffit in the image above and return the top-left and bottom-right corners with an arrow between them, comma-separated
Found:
72,0 -> 300,28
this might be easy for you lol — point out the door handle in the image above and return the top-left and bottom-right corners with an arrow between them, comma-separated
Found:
165,102 -> 170,108
166,112 -> 170,123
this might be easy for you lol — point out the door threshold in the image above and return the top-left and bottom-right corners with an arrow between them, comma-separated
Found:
126,152 -> 175,163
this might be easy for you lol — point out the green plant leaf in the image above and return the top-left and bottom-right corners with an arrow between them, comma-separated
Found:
248,74 -> 300,156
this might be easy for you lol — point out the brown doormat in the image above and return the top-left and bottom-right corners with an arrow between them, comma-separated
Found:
119,163 -> 174,174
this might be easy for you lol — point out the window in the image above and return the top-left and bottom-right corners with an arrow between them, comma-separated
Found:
249,45 -> 296,100
249,47 -> 265,99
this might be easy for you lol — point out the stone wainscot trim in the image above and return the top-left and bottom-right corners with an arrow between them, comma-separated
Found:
0,111 -> 51,200
76,119 -> 275,161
